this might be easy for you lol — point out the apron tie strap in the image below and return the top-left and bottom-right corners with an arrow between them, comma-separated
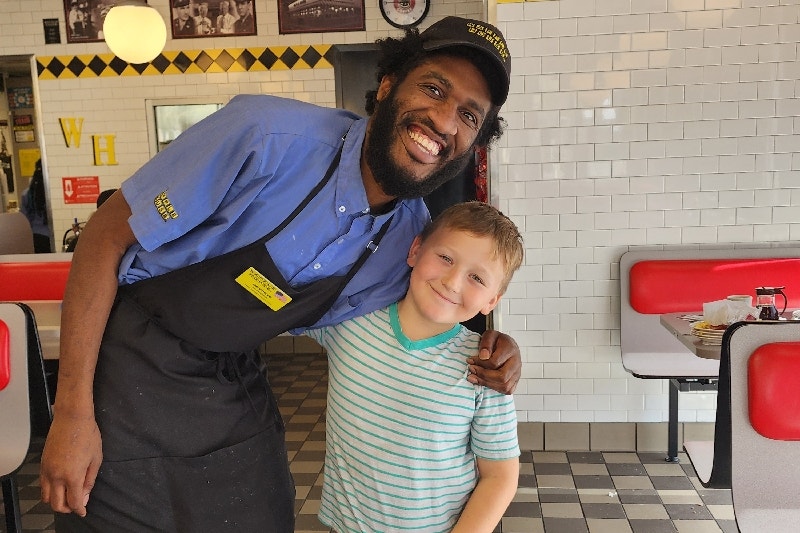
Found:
216,351 -> 271,422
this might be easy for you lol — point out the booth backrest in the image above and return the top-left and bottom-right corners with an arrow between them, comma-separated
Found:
748,341 -> 800,441
728,322 -> 800,532
0,253 -> 73,301
0,303 -> 33,480
630,258 -> 800,314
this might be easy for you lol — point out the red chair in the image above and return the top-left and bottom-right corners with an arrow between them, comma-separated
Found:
683,321 -> 800,530
0,303 -> 53,533
729,322 -> 800,532
685,320 -> 800,507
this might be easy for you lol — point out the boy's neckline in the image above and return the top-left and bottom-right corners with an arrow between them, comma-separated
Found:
388,302 -> 460,351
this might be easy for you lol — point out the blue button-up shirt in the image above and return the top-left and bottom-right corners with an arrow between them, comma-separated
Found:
120,95 -> 430,329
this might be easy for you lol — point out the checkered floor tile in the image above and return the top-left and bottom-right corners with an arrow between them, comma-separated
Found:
2,352 -> 737,533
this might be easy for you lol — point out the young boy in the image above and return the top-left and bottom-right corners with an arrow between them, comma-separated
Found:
305,201 -> 524,533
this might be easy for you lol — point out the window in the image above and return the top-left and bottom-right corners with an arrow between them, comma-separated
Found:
146,98 -> 226,157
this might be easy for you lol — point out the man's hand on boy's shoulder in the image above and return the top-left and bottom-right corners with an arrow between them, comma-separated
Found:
467,330 -> 521,395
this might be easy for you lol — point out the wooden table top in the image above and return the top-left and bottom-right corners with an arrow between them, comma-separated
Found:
659,312 -> 722,360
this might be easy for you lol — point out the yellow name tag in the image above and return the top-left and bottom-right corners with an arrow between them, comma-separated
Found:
235,267 -> 292,311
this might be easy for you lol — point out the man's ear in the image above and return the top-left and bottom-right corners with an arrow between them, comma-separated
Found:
406,235 -> 423,268
376,74 -> 395,102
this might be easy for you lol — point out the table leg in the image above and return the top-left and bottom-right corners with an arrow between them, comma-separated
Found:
666,379 -> 680,462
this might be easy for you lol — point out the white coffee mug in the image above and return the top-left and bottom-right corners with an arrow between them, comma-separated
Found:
727,294 -> 752,306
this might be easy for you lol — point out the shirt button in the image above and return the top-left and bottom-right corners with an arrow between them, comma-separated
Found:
337,238 -> 344,244
338,205 -> 346,213
313,263 -> 321,270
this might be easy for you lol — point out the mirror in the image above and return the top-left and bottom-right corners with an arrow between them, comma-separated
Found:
0,54 -> 52,253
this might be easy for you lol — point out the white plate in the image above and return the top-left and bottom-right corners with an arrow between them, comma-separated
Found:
691,322 -> 726,345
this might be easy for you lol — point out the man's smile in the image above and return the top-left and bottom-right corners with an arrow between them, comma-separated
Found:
408,128 -> 442,157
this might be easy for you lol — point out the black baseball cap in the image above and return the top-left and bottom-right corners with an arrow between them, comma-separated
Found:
419,16 -> 511,106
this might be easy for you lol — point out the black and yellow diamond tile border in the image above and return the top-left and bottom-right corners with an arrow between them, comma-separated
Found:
36,45 -> 334,80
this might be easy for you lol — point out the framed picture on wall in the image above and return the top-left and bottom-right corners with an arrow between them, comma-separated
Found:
171,0 -> 257,38
64,0 -> 108,43
278,0 -> 365,34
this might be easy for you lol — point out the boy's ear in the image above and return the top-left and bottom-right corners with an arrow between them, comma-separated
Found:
479,294 -> 502,316
406,235 -> 423,267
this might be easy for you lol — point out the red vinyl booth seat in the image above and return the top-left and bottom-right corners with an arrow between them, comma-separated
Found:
0,261 -> 71,301
748,341 -> 800,441
629,258 -> 800,314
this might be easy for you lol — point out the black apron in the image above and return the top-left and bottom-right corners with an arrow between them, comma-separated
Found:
55,140 -> 393,533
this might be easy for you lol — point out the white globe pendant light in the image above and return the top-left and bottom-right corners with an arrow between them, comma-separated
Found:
103,0 -> 167,64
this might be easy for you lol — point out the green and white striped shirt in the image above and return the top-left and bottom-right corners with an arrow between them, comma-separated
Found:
306,303 -> 519,533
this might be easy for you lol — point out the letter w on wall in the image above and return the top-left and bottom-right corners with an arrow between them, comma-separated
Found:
59,118 -> 84,148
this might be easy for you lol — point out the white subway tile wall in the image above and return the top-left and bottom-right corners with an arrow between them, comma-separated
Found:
493,0 -> 800,424
3,0 -> 799,425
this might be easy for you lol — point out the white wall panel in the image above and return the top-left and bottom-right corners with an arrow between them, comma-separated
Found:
498,0 -> 800,422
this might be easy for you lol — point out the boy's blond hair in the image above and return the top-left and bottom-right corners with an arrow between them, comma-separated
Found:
420,201 -> 524,293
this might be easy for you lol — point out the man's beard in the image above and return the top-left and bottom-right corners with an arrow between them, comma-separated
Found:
365,94 -> 474,200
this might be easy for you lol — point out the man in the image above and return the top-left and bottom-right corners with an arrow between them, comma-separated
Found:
67,1 -> 84,38
172,0 -> 196,36
194,1 -> 213,34
233,0 -> 254,33
0,132 -> 13,193
41,16 -> 518,532
216,0 -> 236,33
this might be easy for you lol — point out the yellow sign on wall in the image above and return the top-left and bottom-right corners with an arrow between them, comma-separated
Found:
18,148 -> 41,177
